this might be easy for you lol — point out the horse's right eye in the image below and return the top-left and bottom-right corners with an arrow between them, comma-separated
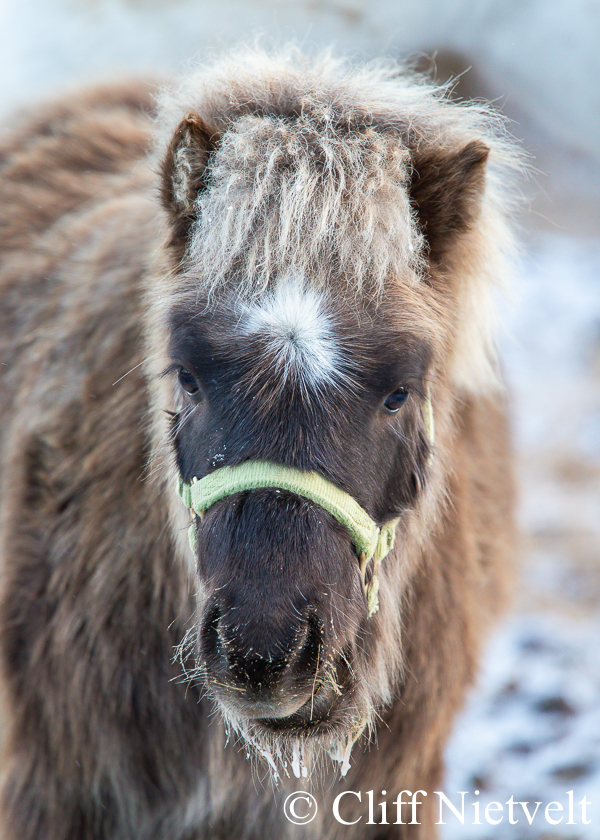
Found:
177,367 -> 200,396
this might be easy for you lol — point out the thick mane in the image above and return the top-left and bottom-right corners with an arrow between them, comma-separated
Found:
154,44 -> 523,392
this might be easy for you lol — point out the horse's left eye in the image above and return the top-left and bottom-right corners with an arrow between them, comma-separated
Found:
383,388 -> 409,413
177,367 -> 200,396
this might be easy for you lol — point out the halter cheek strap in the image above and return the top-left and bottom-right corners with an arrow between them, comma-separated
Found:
177,462 -> 399,617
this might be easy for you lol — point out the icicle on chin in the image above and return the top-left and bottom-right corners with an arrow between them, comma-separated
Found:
327,732 -> 354,778
328,715 -> 370,778
233,713 -> 371,784
291,742 -> 309,779
256,746 -> 281,783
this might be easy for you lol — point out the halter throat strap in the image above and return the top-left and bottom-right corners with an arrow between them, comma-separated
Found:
177,461 -> 400,617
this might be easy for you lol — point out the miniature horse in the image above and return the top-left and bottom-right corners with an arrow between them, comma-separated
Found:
0,46 -> 520,839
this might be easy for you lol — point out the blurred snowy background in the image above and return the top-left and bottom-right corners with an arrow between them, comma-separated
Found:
1,1 -> 599,837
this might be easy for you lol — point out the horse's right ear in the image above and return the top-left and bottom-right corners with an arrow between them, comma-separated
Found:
160,112 -> 219,243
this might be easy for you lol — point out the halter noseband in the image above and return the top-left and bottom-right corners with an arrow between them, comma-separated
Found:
176,395 -> 434,618
177,463 -> 399,617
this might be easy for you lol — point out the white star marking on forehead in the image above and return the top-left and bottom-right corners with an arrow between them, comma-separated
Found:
242,281 -> 347,391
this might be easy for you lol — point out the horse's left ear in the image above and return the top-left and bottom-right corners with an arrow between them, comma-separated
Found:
410,140 -> 489,265
160,112 -> 219,243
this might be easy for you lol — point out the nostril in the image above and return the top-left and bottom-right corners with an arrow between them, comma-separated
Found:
199,602 -> 226,664
289,609 -> 323,674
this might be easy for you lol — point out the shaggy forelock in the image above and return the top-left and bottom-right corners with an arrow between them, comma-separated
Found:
187,109 -> 422,297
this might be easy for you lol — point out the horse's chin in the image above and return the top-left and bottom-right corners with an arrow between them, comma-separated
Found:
215,691 -> 345,733
253,684 -> 347,733
214,684 -> 372,780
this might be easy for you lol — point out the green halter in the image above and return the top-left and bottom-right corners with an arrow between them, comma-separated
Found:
176,394 -> 434,618
177,462 -> 400,617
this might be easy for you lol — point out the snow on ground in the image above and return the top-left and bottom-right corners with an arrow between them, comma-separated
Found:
445,613 -> 600,838
444,232 -> 600,839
